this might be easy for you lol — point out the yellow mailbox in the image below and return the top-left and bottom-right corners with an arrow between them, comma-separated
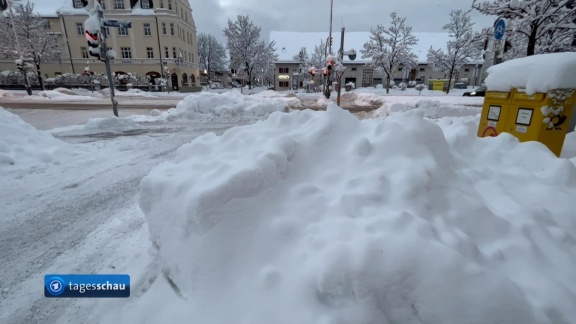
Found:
505,89 -> 576,156
477,91 -> 512,138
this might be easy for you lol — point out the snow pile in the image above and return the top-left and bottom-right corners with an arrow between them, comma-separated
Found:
0,89 -> 17,98
134,106 -> 576,324
52,117 -> 144,136
371,100 -> 482,119
353,92 -> 386,106
157,91 -> 288,122
37,90 -> 99,101
132,1 -> 156,15
486,52 -> 576,94
252,90 -> 302,107
0,108 -> 68,171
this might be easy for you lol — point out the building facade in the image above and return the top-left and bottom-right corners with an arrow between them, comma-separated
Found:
270,31 -> 483,92
0,0 -> 200,88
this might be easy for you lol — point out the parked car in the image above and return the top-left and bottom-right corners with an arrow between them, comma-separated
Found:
454,82 -> 467,89
463,85 -> 487,97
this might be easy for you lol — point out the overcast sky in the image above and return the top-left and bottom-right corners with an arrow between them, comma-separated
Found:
187,0 -> 498,43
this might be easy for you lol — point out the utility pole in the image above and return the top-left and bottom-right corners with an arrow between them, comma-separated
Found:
336,27 -> 345,107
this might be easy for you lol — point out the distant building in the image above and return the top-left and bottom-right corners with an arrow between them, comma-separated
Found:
270,31 -> 483,91
0,0 -> 200,88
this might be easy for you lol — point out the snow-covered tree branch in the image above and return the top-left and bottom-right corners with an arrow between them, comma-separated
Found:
472,0 -> 576,56
360,12 -> 418,94
197,33 -> 227,83
223,15 -> 278,89
0,2 -> 65,90
427,10 -> 480,94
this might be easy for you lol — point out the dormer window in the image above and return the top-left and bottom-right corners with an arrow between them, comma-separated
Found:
142,0 -> 150,9
114,0 -> 125,9
73,0 -> 84,8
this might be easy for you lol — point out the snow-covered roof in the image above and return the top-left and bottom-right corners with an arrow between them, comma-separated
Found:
55,0 -> 89,16
485,52 -> 576,95
270,31 -> 452,64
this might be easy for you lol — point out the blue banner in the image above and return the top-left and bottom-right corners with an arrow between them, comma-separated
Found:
44,274 -> 130,298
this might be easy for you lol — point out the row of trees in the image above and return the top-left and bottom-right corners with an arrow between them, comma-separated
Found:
198,15 -> 278,89
359,0 -> 575,94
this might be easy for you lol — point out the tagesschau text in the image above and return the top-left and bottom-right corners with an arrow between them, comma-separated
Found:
44,274 -> 130,298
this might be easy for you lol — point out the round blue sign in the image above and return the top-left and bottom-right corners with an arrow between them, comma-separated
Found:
494,18 -> 506,40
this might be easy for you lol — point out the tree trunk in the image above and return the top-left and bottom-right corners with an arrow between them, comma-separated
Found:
527,27 -> 537,56
446,67 -> 454,94
35,63 -> 45,91
385,74 -> 391,94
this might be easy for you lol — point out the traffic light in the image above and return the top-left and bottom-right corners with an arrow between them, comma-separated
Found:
85,30 -> 101,59
322,68 -> 328,76
327,36 -> 333,46
15,59 -> 23,72
326,58 -> 334,72
0,0 -> 8,12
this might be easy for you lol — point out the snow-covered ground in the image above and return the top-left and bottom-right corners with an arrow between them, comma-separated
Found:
1,88 -> 576,324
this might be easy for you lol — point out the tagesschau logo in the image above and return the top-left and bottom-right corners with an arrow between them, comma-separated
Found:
44,274 -> 130,298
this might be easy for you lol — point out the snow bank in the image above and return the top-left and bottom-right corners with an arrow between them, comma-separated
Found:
0,108 -> 68,172
37,90 -> 99,101
0,89 -> 17,98
155,91 -> 288,122
371,100 -> 482,119
52,117 -> 144,136
135,105 -> 576,324
486,52 -> 576,95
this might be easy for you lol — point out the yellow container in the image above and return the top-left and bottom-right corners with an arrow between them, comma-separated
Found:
506,89 -> 576,156
477,88 -> 576,156
477,91 -> 512,138
428,79 -> 449,91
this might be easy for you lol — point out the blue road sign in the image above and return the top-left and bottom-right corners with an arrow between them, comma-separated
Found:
494,18 -> 506,40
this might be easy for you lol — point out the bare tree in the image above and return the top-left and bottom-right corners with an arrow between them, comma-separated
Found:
310,39 -> 327,69
0,1 -> 64,90
361,12 -> 418,94
472,0 -> 576,56
223,15 -> 278,89
427,10 -> 480,94
197,33 -> 227,83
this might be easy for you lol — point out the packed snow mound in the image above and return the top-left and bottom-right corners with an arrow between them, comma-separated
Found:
0,108 -> 68,172
371,100 -> 481,119
53,87 -> 77,96
136,105 -> 576,324
157,91 -> 288,122
37,90 -> 99,101
353,92 -> 386,106
52,117 -> 144,136
252,90 -> 302,107
0,89 -> 17,98
486,52 -> 576,94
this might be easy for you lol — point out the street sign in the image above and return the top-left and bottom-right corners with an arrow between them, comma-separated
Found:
102,19 -> 132,29
494,18 -> 506,40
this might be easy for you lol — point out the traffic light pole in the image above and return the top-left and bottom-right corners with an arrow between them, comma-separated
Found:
336,27 -> 345,107
96,5 -> 119,117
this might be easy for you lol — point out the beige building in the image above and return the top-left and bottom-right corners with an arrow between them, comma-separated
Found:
270,31 -> 483,91
0,0 -> 200,89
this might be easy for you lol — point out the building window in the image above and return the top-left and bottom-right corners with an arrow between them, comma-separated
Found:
81,46 -> 88,58
121,47 -> 132,59
114,0 -> 124,10
142,0 -> 150,9
118,26 -> 128,36
73,0 -> 84,8
279,81 -> 289,88
162,22 -> 166,34
164,47 -> 169,58
168,0 -> 172,10
43,20 -> 51,29
279,67 -> 289,73
170,23 -> 174,35
351,67 -> 357,71
398,67 -> 403,71
419,68 -> 425,71
100,0 -> 106,9
362,69 -> 373,87
464,68 -> 470,72
160,0 -> 164,8
143,23 -> 151,36
172,47 -> 176,58
146,47 -> 154,58
103,27 -> 110,37
76,22 -> 83,35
